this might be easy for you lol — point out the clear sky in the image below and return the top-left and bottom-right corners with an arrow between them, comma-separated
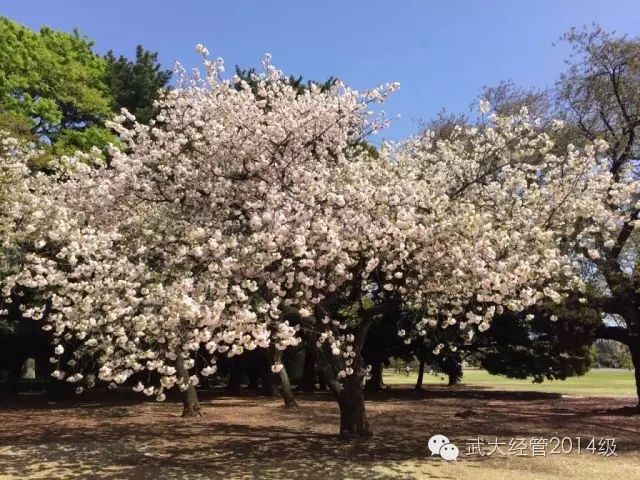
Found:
1,0 -> 639,141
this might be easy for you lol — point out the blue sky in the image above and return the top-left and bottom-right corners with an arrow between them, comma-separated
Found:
2,0 -> 639,140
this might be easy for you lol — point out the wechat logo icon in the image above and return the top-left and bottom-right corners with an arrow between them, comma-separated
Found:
428,434 -> 459,461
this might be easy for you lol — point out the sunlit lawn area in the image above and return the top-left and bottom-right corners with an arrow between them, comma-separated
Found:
383,368 -> 637,397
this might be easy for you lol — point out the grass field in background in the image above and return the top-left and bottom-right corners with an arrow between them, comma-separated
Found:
383,368 -> 637,397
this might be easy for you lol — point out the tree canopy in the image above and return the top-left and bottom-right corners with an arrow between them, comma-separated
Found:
0,18 -> 171,159
0,17 -> 115,154
2,22 -> 640,440
105,45 -> 172,125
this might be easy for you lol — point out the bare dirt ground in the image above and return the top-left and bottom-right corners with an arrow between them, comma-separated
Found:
1,387 -> 639,479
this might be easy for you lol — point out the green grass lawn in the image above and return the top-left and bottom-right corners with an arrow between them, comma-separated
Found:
383,368 -> 637,397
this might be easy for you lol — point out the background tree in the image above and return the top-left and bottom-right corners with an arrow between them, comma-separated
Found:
234,65 -> 337,97
0,19 -> 172,399
428,26 -> 640,407
594,339 -> 633,369
552,26 -> 640,407
477,310 -> 596,383
105,45 -> 172,125
0,17 -> 115,156
0,18 -> 172,158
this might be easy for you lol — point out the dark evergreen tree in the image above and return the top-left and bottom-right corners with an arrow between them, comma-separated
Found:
105,45 -> 172,125
477,309 -> 596,383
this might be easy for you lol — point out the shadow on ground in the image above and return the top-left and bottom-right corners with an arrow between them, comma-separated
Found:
0,387 -> 638,479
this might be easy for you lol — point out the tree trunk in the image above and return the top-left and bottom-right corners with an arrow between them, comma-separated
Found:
260,368 -> 277,396
247,372 -> 260,391
176,356 -> 202,417
226,357 -> 243,394
300,339 -> 317,392
365,359 -> 384,392
318,370 -> 328,391
278,364 -> 298,408
2,360 -> 21,397
331,307 -> 383,438
335,377 -> 371,439
181,384 -> 202,417
317,348 -> 372,439
415,359 -> 425,390
630,344 -> 640,409
445,353 -> 463,386
313,299 -> 393,439
270,349 -> 298,407
595,323 -> 639,410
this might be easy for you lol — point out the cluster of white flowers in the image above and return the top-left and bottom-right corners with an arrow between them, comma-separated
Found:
0,49 -> 633,398
0,134 -> 40,282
